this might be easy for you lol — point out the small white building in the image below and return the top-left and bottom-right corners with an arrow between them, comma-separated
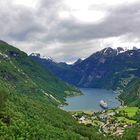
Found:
79,116 -> 85,123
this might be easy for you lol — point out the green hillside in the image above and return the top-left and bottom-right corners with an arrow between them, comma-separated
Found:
0,42 -> 106,139
119,78 -> 140,107
0,41 -> 81,102
0,87 -> 104,140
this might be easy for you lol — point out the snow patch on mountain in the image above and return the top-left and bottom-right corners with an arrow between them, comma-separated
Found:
30,53 -> 54,62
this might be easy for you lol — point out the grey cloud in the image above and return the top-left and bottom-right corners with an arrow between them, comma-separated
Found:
0,5 -> 41,41
1,0 -> 140,43
44,2 -> 140,43
38,40 -> 102,62
0,0 -> 48,41
0,0 -> 140,62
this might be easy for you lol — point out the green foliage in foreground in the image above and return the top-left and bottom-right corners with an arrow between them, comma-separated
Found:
0,88 -> 105,140
0,88 -> 8,113
0,87 -> 139,140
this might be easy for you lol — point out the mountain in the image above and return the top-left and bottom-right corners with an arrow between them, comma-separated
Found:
0,41 -> 106,139
1,41 -> 140,139
73,58 -> 83,65
119,78 -> 140,107
30,53 -> 80,85
72,47 -> 140,89
30,47 -> 140,89
0,43 -> 82,101
31,47 -> 140,108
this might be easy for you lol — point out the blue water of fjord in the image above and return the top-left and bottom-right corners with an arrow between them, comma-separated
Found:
62,88 -> 120,112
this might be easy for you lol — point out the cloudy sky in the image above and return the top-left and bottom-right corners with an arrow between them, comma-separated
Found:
0,0 -> 140,63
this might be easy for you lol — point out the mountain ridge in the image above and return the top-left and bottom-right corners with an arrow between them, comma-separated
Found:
30,47 -> 140,89
30,46 -> 140,123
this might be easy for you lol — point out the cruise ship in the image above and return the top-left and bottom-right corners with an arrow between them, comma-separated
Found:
100,100 -> 108,109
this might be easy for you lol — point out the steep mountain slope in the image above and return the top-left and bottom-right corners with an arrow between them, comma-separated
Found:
30,47 -> 140,89
72,47 -> 140,89
0,41 -> 81,102
30,53 -> 81,86
0,41 -> 105,139
119,78 -> 140,107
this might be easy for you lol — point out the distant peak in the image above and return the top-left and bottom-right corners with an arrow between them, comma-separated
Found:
30,53 -> 54,62
30,53 -> 41,57
103,47 -> 114,52
133,46 -> 138,50
103,47 -> 113,51
73,58 -> 82,65
101,47 -> 116,55
116,47 -> 125,55
117,47 -> 124,52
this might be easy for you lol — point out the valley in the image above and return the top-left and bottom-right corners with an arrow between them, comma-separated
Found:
0,41 -> 140,140
1,0 -> 140,139
30,46 -> 140,139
